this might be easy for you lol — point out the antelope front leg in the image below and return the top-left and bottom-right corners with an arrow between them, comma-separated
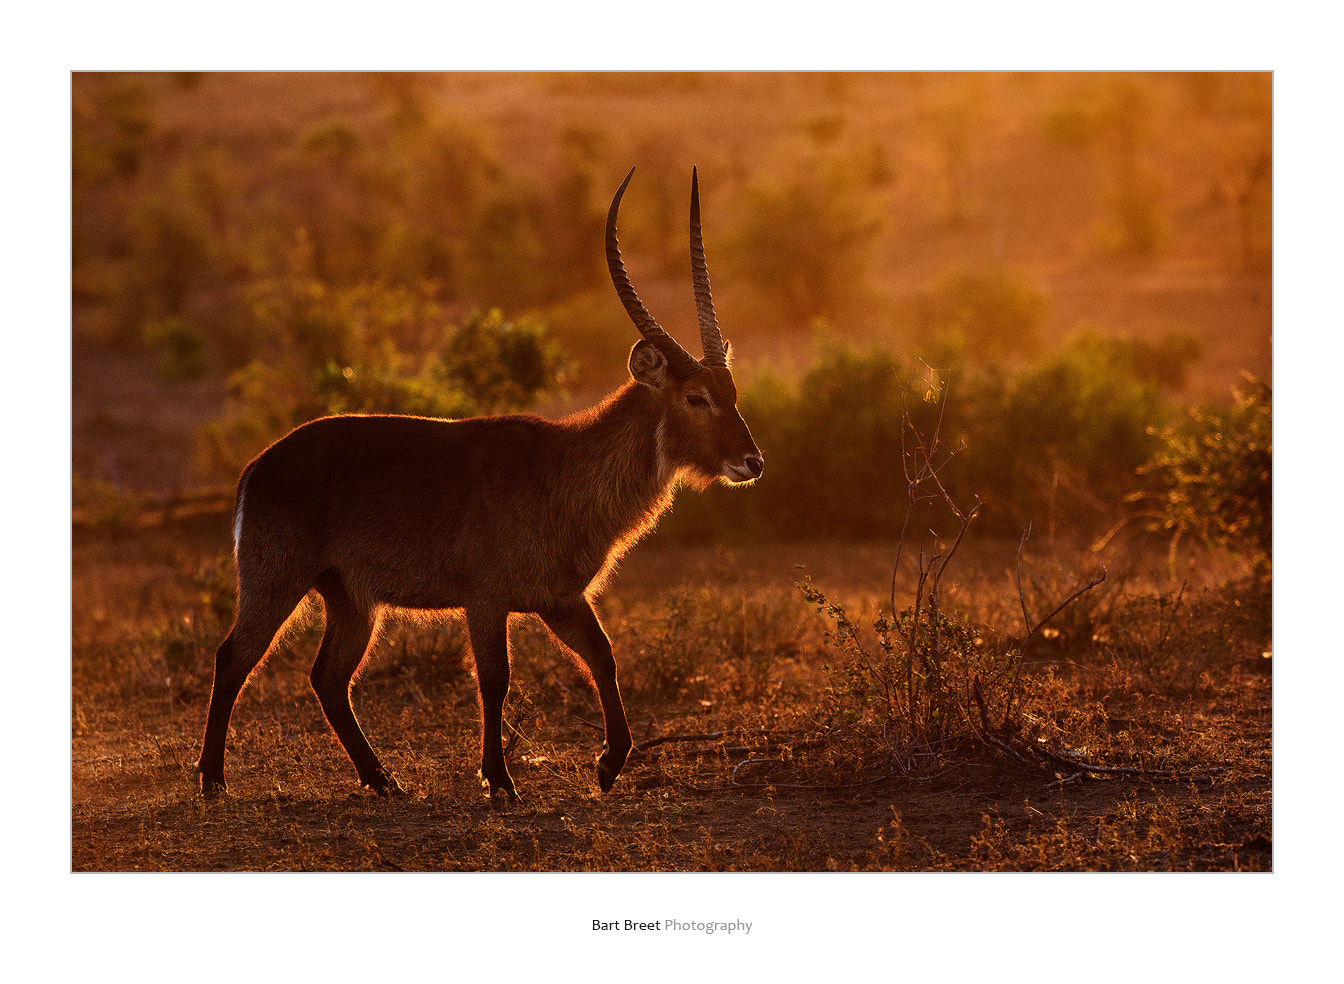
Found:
465,607 -> 518,803
538,599 -> 632,792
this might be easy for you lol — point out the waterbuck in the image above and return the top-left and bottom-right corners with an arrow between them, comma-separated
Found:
196,167 -> 763,802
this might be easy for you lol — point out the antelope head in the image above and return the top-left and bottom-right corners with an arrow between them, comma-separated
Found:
606,166 -> 764,489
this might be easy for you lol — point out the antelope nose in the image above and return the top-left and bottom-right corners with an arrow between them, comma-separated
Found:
743,453 -> 763,479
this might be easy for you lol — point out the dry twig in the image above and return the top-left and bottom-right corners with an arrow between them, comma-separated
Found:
1001,525 -> 1106,729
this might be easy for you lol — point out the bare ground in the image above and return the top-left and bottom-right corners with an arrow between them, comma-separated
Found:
71,696 -> 1271,873
71,521 -> 1271,873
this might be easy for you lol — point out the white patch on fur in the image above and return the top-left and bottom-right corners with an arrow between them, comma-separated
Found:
655,417 -> 670,487
233,472 -> 247,557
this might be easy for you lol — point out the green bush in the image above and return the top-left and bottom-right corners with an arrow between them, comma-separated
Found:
114,189 -> 221,343
1140,376 -> 1271,564
725,162 -> 883,327
312,360 -> 474,419
664,331 -> 1171,544
713,341 -> 928,540
246,264 -> 448,370
915,265 -> 1047,360
198,286 -> 570,481
664,338 -> 950,542
437,308 -> 572,414
72,476 -> 141,531
966,331 -> 1165,528
143,316 -> 209,381
378,113 -> 504,288
462,184 -> 552,308
1076,327 -> 1203,391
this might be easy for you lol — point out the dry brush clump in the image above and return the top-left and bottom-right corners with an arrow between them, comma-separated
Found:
701,366 -> 1268,801
786,527 -> 1267,787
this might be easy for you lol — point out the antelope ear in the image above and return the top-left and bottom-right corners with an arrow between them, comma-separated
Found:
629,339 -> 669,389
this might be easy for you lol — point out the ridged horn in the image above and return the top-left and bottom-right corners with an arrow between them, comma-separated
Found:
690,166 -> 728,367
606,167 -> 700,375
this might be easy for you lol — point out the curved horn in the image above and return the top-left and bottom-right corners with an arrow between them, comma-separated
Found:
606,167 -> 700,375
690,166 -> 728,367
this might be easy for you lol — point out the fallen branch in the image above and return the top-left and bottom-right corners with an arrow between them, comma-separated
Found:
570,718 -> 815,756
1030,742 -> 1227,781
730,757 -> 782,783
1045,772 -> 1084,790
979,729 -> 1037,769
978,723 -> 1227,783
633,728 -> 803,752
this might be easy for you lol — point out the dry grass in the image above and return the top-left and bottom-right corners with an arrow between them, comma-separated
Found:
72,519 -> 1270,873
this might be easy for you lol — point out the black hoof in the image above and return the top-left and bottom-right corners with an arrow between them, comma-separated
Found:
479,769 -> 519,804
596,742 -> 629,793
366,772 -> 407,798
199,770 -> 228,800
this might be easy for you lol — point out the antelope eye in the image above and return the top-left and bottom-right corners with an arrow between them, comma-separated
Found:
686,392 -> 709,408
